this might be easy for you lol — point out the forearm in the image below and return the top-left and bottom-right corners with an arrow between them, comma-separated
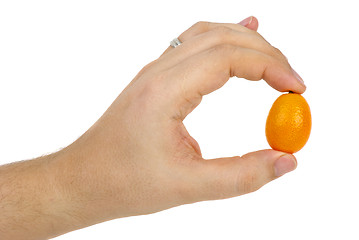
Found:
0,151 -> 89,239
0,133 -> 142,240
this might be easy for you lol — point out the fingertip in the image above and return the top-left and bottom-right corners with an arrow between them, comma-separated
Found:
194,150 -> 297,200
264,66 -> 306,94
241,149 -> 298,177
238,16 -> 259,31
287,77 -> 306,94
274,154 -> 297,177
291,69 -> 306,93
247,16 -> 259,31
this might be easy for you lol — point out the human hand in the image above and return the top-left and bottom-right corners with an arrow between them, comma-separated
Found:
49,16 -> 306,234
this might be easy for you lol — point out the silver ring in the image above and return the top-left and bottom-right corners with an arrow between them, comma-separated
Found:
170,38 -> 182,48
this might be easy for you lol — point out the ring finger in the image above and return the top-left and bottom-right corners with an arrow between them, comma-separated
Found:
158,27 -> 289,72
161,17 -> 258,56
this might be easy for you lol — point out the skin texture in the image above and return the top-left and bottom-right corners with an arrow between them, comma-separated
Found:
0,17 -> 306,239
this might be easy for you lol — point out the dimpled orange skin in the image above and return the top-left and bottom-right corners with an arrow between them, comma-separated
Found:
265,93 -> 311,154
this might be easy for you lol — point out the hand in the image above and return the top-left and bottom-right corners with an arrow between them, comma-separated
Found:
55,16 -> 305,222
0,17 -> 306,239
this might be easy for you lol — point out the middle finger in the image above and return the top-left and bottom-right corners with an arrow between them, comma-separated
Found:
158,26 -> 289,72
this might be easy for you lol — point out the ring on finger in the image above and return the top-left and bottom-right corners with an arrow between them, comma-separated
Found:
170,38 -> 182,48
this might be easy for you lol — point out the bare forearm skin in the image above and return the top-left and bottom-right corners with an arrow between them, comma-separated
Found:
0,152 -> 83,240
0,137 -> 143,240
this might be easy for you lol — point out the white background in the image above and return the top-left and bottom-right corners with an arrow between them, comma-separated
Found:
1,0 -> 358,239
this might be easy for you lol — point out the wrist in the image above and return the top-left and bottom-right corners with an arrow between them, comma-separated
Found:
48,147 -> 112,233
49,135 -> 131,231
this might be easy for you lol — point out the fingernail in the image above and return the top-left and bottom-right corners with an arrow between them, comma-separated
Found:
238,16 -> 253,26
292,69 -> 306,87
274,154 -> 297,177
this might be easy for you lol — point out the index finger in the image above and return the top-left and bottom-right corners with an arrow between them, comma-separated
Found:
163,45 -> 306,120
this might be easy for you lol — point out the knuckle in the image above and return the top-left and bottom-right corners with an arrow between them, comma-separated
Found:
270,46 -> 287,61
271,46 -> 283,56
137,70 -> 168,97
136,59 -> 157,77
192,21 -> 210,31
129,71 -> 168,111
211,26 -> 233,42
237,170 -> 261,194
251,33 -> 288,62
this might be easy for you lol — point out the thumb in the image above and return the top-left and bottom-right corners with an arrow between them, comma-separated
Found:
193,150 -> 297,201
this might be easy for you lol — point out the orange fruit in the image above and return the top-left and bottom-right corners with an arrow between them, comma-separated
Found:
265,92 -> 311,153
